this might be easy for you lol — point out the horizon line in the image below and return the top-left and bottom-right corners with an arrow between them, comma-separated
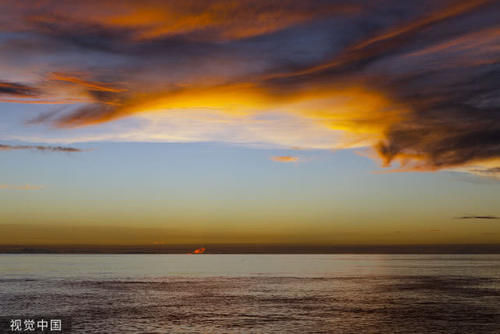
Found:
2,244 -> 500,254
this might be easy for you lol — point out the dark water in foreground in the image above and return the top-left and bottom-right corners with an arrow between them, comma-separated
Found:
0,254 -> 499,333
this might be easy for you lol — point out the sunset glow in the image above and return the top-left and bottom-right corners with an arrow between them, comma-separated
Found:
192,248 -> 206,254
0,0 -> 498,246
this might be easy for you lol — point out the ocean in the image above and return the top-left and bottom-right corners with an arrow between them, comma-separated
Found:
0,254 -> 499,333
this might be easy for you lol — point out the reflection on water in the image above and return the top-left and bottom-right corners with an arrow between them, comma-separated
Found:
1,254 -> 499,333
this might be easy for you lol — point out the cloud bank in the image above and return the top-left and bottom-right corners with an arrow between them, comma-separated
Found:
0,0 -> 498,176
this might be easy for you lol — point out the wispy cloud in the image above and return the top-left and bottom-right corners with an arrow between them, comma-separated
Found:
0,184 -> 44,190
0,81 -> 38,97
271,156 -> 299,163
466,167 -> 500,179
0,144 -> 85,152
456,215 -> 500,220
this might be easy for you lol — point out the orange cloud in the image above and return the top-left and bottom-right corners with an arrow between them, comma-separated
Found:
2,0 -> 360,41
1,0 -> 498,177
50,81 -> 404,142
49,73 -> 126,93
271,156 -> 299,163
89,1 -> 360,41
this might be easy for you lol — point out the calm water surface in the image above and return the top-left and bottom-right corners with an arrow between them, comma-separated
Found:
1,254 -> 499,333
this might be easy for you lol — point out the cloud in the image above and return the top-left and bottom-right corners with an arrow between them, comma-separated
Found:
271,156 -> 299,163
0,0 -> 499,176
4,0 -> 360,42
0,144 -> 84,152
0,81 -> 38,97
48,73 -> 126,93
456,215 -> 500,220
466,166 -> 500,179
0,184 -> 44,190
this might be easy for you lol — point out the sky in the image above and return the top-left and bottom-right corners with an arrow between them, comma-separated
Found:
0,0 -> 499,246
